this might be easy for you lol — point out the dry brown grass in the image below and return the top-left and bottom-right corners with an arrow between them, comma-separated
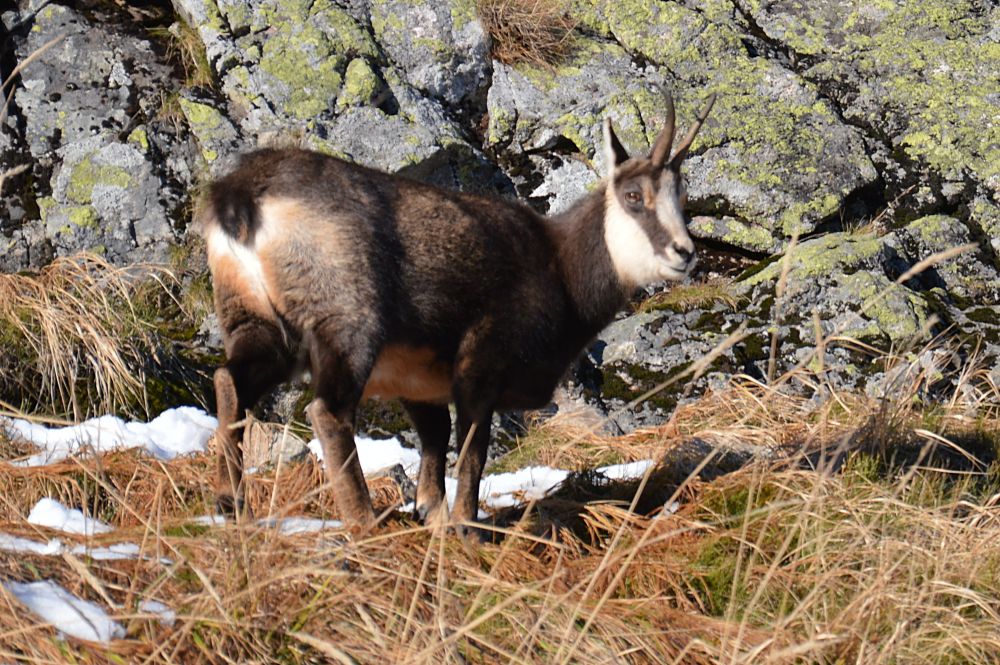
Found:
0,254 -> 178,419
637,278 -> 744,314
148,19 -> 214,88
1,340 -> 998,663
476,0 -> 576,67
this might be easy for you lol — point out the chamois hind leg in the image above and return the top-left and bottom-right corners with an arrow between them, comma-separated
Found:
402,401 -> 451,525
214,321 -> 293,517
307,328 -> 377,530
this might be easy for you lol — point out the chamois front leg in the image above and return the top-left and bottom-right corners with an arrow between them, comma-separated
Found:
402,401 -> 451,525
309,334 -> 376,530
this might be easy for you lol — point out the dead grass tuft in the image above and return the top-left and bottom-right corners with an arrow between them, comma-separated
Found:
637,278 -> 744,314
148,19 -> 214,88
476,0 -> 577,68
0,254 -> 179,418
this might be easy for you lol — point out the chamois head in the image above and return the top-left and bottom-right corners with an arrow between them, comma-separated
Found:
602,93 -> 716,288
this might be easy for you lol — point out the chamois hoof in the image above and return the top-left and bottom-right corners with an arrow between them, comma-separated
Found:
215,494 -> 253,520
415,500 -> 448,528
454,521 -> 488,544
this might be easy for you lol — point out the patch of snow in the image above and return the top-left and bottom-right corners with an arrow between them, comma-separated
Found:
257,517 -> 343,535
0,533 -> 63,555
4,579 -> 124,643
307,435 -> 421,475
192,514 -> 227,526
0,532 -> 169,564
400,460 -> 657,515
138,599 -> 176,627
479,466 -> 571,509
27,498 -> 112,536
5,407 -> 217,466
596,459 -> 654,480
69,543 -> 140,561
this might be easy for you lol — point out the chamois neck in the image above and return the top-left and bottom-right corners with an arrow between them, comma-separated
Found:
545,182 -> 630,329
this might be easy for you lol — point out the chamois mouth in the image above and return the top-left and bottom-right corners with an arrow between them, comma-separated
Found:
659,257 -> 695,281
659,249 -> 696,281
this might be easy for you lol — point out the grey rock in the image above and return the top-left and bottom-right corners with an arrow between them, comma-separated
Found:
604,1 -> 877,247
486,43 -> 661,161
40,135 -> 174,264
529,157 -> 598,215
742,0 -> 999,211
10,4 -> 170,158
178,94 -> 242,175
169,0 -> 242,71
890,215 -> 1000,304
370,0 -> 490,108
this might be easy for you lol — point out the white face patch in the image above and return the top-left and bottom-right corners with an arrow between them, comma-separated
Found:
604,183 -> 693,289
656,180 -> 696,268
604,187 -> 659,288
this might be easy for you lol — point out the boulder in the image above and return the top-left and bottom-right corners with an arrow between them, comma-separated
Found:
370,0 -> 490,108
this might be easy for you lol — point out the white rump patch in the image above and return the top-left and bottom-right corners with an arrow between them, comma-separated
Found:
206,225 -> 268,297
205,198 -> 290,300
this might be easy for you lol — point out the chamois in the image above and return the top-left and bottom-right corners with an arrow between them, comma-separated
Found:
198,93 -> 716,531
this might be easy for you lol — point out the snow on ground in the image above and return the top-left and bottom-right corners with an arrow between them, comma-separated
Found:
1,407 -> 661,645
3,580 -> 124,643
257,517 -> 344,534
4,406 -> 657,521
192,514 -> 227,526
3,407 -> 217,466
307,435 -> 421,475
0,531 -> 171,564
478,466 -> 572,509
138,599 -> 176,627
597,459 -> 655,481
27,498 -> 112,536
0,533 -> 64,555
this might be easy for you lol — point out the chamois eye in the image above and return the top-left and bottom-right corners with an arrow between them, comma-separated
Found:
624,191 -> 641,206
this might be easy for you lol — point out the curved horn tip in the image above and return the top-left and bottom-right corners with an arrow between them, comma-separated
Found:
649,92 -> 677,168
701,93 -> 717,118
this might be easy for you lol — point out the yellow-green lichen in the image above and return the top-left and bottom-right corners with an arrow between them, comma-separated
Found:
37,196 -> 57,222
337,58 -> 381,108
67,155 -> 131,205
780,194 -> 841,237
487,106 -> 516,146
67,206 -> 98,229
744,232 -> 883,287
450,0 -> 476,29
837,272 -> 930,343
256,0 -> 376,119
906,214 -> 959,245
691,217 -> 776,254
127,127 -> 149,152
747,1 -> 999,184
178,98 -> 232,161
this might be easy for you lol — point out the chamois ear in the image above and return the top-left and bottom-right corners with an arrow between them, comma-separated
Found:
603,118 -> 630,171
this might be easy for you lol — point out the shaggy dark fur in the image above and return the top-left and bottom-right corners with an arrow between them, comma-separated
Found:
198,96 -> 713,530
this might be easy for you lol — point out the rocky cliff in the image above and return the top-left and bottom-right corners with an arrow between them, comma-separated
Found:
1,0 -> 997,428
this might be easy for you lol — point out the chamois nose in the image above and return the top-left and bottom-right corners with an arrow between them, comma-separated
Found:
672,242 -> 694,263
